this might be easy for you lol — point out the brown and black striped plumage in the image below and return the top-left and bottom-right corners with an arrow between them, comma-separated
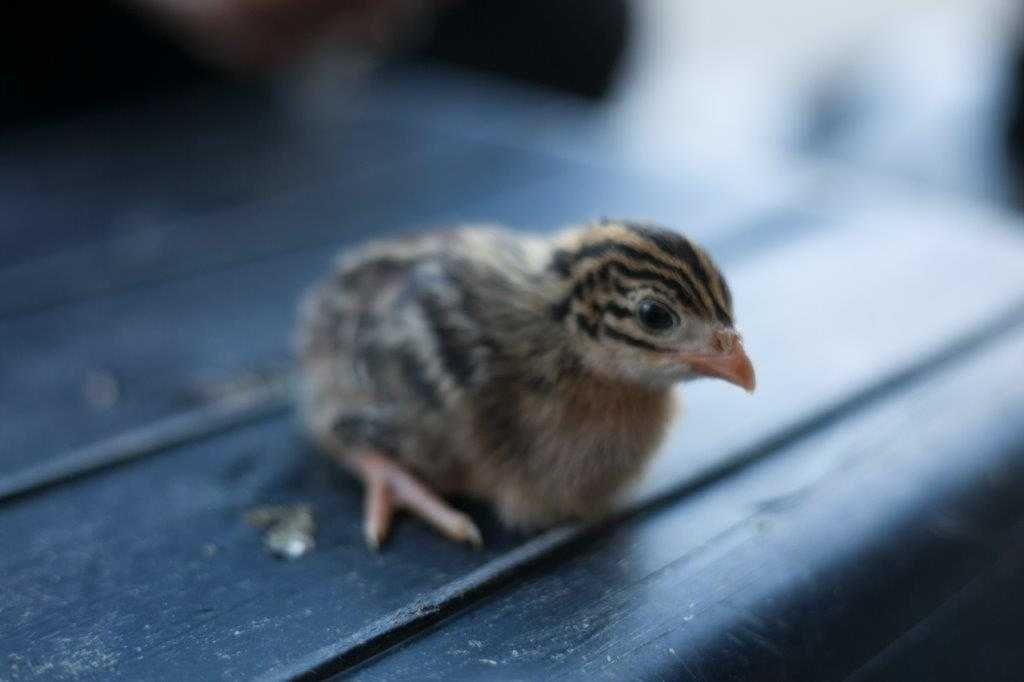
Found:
297,220 -> 754,547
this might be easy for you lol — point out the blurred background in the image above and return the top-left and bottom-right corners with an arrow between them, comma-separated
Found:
3,0 -> 1024,202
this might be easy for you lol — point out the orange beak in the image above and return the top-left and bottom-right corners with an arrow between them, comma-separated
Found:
676,334 -> 756,393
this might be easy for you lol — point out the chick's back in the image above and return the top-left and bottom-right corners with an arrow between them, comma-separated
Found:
296,228 -> 547,489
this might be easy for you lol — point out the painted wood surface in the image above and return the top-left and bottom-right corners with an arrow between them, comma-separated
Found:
2,66 -> 1024,681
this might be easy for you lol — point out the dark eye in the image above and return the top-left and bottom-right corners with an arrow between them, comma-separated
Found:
637,298 -> 677,332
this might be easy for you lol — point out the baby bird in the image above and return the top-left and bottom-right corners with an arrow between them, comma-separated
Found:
297,220 -> 754,548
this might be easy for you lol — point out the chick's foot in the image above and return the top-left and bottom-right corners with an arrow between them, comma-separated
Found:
353,450 -> 483,550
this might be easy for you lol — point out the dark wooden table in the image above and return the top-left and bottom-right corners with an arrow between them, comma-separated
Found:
2,64 -> 1024,681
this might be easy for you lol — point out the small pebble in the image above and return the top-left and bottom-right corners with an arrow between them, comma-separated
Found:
246,504 -> 317,560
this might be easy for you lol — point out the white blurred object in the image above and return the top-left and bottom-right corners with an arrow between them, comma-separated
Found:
809,0 -> 1023,202
610,0 -> 1023,200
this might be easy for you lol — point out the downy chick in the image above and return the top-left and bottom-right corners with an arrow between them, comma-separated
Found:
297,220 -> 755,548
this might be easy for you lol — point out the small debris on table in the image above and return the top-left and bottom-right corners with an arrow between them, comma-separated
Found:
245,504 -> 317,560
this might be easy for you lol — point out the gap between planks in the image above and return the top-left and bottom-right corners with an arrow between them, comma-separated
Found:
0,385 -> 290,505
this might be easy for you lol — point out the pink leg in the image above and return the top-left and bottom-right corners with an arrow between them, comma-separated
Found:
346,450 -> 482,550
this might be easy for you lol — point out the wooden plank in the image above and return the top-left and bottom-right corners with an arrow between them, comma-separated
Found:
0,386 -> 289,504
0,161 -> 800,487
0,134 -> 552,318
2,65 -> 584,270
0,97 -> 426,269
3,199 -> 1024,680
343,319 -> 1024,681
0,244 -> 326,481
849,529 -> 1024,681
0,63 -> 640,281
353,63 -> 618,165
0,134 -> 796,320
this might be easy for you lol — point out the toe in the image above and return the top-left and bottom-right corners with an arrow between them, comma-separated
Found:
456,514 -> 484,548
363,476 -> 393,551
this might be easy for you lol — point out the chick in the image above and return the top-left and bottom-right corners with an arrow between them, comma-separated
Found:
297,220 -> 754,548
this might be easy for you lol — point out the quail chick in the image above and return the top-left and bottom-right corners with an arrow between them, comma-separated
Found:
297,220 -> 755,548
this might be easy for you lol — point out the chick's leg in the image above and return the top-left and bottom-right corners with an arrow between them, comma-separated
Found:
351,450 -> 482,550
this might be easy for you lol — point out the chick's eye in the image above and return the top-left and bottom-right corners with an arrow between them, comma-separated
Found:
637,299 -> 677,332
